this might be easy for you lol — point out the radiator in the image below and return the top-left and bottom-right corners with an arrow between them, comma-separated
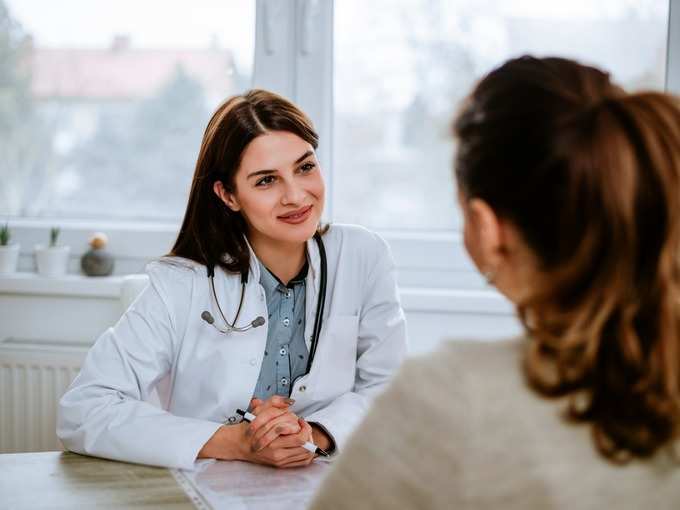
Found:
0,338 -> 87,453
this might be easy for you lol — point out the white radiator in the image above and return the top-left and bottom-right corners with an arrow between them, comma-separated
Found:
0,338 -> 87,453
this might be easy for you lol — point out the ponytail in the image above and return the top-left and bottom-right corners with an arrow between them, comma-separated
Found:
454,56 -> 680,461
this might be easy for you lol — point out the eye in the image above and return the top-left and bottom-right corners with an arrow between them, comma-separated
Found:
255,175 -> 277,187
299,162 -> 316,174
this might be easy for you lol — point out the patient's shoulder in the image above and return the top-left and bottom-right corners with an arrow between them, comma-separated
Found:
403,338 -> 523,387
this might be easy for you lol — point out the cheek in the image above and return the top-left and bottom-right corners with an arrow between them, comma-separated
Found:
309,173 -> 326,202
238,190 -> 276,223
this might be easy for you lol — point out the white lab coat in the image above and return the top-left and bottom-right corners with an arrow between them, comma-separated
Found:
57,224 -> 408,469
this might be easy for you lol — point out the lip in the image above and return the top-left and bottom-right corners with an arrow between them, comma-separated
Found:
277,205 -> 313,224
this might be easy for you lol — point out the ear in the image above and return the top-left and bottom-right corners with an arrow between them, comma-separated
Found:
213,181 -> 241,212
464,198 -> 505,273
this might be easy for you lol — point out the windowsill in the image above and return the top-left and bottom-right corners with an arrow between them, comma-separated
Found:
0,272 -> 124,298
0,273 -> 514,315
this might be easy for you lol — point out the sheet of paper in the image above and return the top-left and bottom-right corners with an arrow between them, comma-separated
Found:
172,459 -> 330,510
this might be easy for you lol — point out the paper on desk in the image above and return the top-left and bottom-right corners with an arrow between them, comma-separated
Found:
172,459 -> 330,510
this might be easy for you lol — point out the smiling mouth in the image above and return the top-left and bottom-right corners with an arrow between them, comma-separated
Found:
278,205 -> 313,221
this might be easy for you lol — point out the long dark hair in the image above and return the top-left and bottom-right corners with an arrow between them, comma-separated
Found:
170,89 -> 320,276
454,56 -> 680,462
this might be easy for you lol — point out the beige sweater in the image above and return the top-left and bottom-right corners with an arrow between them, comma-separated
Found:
310,339 -> 680,509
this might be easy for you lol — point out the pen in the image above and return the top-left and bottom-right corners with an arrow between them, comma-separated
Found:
235,408 -> 330,457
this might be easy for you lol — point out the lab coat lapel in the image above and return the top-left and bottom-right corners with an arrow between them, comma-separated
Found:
241,236 -> 262,283
304,235 -> 322,352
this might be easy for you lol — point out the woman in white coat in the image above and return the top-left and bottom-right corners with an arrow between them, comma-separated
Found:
57,89 -> 408,470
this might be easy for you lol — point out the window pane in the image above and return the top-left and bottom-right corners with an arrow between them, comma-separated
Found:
333,0 -> 669,231
1,0 -> 254,221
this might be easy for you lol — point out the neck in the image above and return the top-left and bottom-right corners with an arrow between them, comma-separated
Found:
248,233 -> 307,285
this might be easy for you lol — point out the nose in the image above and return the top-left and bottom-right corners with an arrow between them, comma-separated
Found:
281,178 -> 306,205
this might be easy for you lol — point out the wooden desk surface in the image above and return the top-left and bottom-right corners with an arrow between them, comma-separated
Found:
0,451 -> 194,509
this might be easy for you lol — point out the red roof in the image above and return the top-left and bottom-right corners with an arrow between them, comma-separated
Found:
30,46 -> 237,101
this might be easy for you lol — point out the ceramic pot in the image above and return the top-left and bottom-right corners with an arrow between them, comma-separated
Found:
35,245 -> 71,277
81,247 -> 114,276
0,243 -> 20,274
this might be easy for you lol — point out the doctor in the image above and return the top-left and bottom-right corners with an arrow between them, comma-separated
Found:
57,89 -> 408,470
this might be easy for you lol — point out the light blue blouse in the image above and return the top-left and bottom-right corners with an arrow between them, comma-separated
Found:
251,260 -> 309,400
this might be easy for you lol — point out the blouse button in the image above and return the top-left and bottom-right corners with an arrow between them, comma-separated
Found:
283,318 -> 290,327
279,348 -> 287,356
281,377 -> 289,386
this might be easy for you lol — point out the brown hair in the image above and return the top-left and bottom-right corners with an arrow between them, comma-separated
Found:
453,56 -> 680,462
170,89 -> 320,276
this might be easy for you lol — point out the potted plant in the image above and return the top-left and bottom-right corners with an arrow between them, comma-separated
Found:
0,223 -> 20,274
35,227 -> 71,277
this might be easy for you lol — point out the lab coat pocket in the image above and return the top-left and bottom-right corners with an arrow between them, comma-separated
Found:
314,314 -> 360,400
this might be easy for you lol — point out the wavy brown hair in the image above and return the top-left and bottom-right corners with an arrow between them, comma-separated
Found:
170,89 -> 321,276
453,56 -> 680,462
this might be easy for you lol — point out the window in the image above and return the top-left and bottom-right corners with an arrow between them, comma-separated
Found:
3,0 -> 679,295
333,0 -> 670,232
1,0 -> 255,221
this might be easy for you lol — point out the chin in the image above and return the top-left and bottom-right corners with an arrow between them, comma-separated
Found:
271,218 -> 320,245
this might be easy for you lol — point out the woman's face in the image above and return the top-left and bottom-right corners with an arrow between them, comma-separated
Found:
216,130 -> 325,247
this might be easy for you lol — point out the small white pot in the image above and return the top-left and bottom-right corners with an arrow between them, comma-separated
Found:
0,243 -> 20,274
35,245 -> 71,277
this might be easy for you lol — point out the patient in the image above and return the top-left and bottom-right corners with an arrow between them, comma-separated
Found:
310,56 -> 680,509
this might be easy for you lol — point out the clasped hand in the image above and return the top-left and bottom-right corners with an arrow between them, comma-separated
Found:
240,396 -> 316,468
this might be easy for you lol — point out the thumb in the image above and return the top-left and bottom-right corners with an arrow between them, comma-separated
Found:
299,418 -> 312,436
249,398 -> 264,411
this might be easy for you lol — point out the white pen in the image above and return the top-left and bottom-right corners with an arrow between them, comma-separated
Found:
235,408 -> 330,457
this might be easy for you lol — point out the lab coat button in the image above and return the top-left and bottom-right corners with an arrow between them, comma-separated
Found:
281,377 -> 289,385
279,348 -> 287,356
227,415 -> 237,424
299,385 -> 307,392
249,358 -> 257,366
283,318 -> 290,327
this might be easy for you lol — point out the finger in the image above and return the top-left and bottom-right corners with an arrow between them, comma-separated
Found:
278,452 -> 315,468
254,422 -> 300,452
251,396 -> 294,413
250,420 -> 300,451
268,395 -> 295,408
259,446 -> 308,466
249,398 -> 264,412
246,407 -> 288,437
250,396 -> 295,416
269,433 -> 307,450
252,415 -> 301,451
298,418 -> 313,441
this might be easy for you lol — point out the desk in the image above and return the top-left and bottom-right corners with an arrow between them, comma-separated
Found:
0,451 -> 193,509
0,451 -> 330,510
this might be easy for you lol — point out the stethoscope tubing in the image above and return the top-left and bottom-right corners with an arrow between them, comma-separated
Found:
204,232 -> 327,377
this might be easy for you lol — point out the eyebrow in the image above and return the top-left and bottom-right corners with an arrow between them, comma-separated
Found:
246,150 -> 314,179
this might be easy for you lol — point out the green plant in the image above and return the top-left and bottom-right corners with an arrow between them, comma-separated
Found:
49,227 -> 60,247
0,223 -> 10,246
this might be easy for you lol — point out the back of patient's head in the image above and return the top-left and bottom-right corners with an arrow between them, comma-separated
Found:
454,55 -> 680,463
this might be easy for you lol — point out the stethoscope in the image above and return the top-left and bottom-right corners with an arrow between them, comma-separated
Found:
200,232 -> 327,374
